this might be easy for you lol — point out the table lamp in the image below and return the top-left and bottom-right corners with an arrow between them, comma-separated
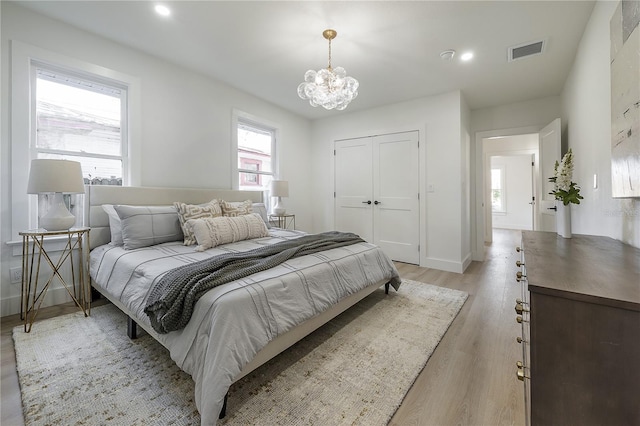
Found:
27,159 -> 85,231
270,180 -> 289,215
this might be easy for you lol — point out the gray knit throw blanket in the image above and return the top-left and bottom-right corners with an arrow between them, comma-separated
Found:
144,231 -> 365,334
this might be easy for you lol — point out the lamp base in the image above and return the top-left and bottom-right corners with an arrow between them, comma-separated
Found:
272,197 -> 286,216
40,193 -> 76,231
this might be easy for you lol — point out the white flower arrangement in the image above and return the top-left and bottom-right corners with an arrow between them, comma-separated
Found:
549,148 -> 583,205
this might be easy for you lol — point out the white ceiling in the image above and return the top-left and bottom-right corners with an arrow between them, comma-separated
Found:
14,0 -> 596,120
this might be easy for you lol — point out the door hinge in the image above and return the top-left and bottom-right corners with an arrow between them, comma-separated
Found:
532,161 -> 535,166
334,149 -> 336,155
334,191 -> 336,198
418,244 -> 420,252
418,193 -> 420,200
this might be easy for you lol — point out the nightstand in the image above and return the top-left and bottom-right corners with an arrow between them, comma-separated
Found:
20,227 -> 91,332
268,214 -> 296,230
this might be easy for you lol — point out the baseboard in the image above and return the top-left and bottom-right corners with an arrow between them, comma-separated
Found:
423,257 -> 466,274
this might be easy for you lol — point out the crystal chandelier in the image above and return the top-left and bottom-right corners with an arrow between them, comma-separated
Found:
297,29 -> 359,111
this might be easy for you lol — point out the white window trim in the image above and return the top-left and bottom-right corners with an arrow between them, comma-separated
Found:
491,164 -> 507,214
231,109 -> 281,190
10,40 -> 142,240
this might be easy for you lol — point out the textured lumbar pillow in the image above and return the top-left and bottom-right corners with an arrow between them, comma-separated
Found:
174,199 -> 223,245
187,213 -> 269,251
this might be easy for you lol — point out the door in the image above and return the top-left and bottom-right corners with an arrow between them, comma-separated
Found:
538,118 -> 561,232
335,131 -> 420,264
334,138 -> 373,241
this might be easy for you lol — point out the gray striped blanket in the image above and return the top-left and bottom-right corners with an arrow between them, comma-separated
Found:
144,231 -> 365,334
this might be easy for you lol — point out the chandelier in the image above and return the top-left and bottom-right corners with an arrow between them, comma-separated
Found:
297,29 -> 359,111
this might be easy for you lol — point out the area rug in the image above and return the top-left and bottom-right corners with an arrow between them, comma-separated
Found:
13,279 -> 467,425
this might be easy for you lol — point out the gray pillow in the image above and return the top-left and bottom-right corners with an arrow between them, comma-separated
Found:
114,205 -> 183,250
102,204 -> 123,246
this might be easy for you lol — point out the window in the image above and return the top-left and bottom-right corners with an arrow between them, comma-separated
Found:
10,41 -> 140,237
31,65 -> 128,227
236,119 -> 275,191
491,166 -> 506,213
34,66 -> 127,185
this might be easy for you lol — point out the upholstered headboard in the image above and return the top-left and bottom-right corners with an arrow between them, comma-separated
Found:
84,185 -> 264,249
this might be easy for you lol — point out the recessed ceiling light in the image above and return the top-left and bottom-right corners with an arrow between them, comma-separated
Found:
155,5 -> 171,17
460,52 -> 474,61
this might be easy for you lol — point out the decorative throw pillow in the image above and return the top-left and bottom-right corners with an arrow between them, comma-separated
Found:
174,199 -> 223,245
114,205 -> 183,250
187,213 -> 269,252
221,199 -> 252,217
102,204 -> 123,246
251,202 -> 271,229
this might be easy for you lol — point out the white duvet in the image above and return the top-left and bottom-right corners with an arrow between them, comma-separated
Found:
90,229 -> 400,425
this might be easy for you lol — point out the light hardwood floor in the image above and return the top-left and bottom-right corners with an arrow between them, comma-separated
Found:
1,229 -> 525,425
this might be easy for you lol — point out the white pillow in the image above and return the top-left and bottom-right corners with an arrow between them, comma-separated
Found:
252,202 -> 271,229
187,213 -> 269,252
114,205 -> 183,250
102,204 -> 123,246
174,199 -> 223,246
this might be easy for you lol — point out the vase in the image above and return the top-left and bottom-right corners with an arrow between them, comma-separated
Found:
556,202 -> 572,238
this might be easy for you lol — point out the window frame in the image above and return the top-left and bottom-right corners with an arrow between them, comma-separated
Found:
10,41 -> 141,239
231,110 -> 280,193
491,165 -> 507,214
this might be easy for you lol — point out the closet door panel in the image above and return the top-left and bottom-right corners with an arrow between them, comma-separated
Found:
373,132 -> 420,264
334,138 -> 374,242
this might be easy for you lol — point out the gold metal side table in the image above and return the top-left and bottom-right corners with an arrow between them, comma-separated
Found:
20,227 -> 91,332
268,214 -> 296,230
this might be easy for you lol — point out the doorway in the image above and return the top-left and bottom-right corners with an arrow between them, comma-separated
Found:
489,154 -> 535,231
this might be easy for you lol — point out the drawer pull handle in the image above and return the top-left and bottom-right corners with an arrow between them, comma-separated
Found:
515,303 -> 530,315
517,369 -> 530,381
516,336 -> 528,344
516,361 -> 530,382
515,298 -> 529,306
516,271 -> 526,282
516,260 -> 524,267
516,246 -> 522,253
516,315 -> 528,324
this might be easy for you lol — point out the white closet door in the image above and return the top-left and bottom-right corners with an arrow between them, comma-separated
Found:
334,138 -> 374,242
334,131 -> 420,264
373,132 -> 420,264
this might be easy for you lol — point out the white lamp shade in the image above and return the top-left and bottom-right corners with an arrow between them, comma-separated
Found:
270,180 -> 289,198
27,159 -> 85,194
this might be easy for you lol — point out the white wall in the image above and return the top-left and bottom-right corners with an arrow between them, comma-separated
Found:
561,0 -> 639,248
1,3 -> 312,315
310,91 -> 471,273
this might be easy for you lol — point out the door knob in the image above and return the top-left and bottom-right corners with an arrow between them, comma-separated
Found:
362,200 -> 372,205
548,206 -> 557,211
374,200 -> 381,205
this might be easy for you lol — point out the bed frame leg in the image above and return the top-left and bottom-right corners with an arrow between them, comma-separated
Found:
219,393 -> 228,419
385,282 -> 390,294
127,317 -> 138,339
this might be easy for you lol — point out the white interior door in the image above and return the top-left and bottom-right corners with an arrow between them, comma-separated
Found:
334,138 -> 373,241
538,118 -> 561,232
335,131 -> 420,264
373,132 -> 420,264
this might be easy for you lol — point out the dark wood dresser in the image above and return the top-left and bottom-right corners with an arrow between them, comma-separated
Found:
516,231 -> 640,426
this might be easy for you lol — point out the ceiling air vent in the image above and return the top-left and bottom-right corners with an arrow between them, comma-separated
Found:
508,40 -> 545,62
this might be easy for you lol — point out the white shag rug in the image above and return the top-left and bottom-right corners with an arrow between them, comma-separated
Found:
13,279 -> 467,425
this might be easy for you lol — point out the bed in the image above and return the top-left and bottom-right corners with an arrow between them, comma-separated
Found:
85,185 -> 401,425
